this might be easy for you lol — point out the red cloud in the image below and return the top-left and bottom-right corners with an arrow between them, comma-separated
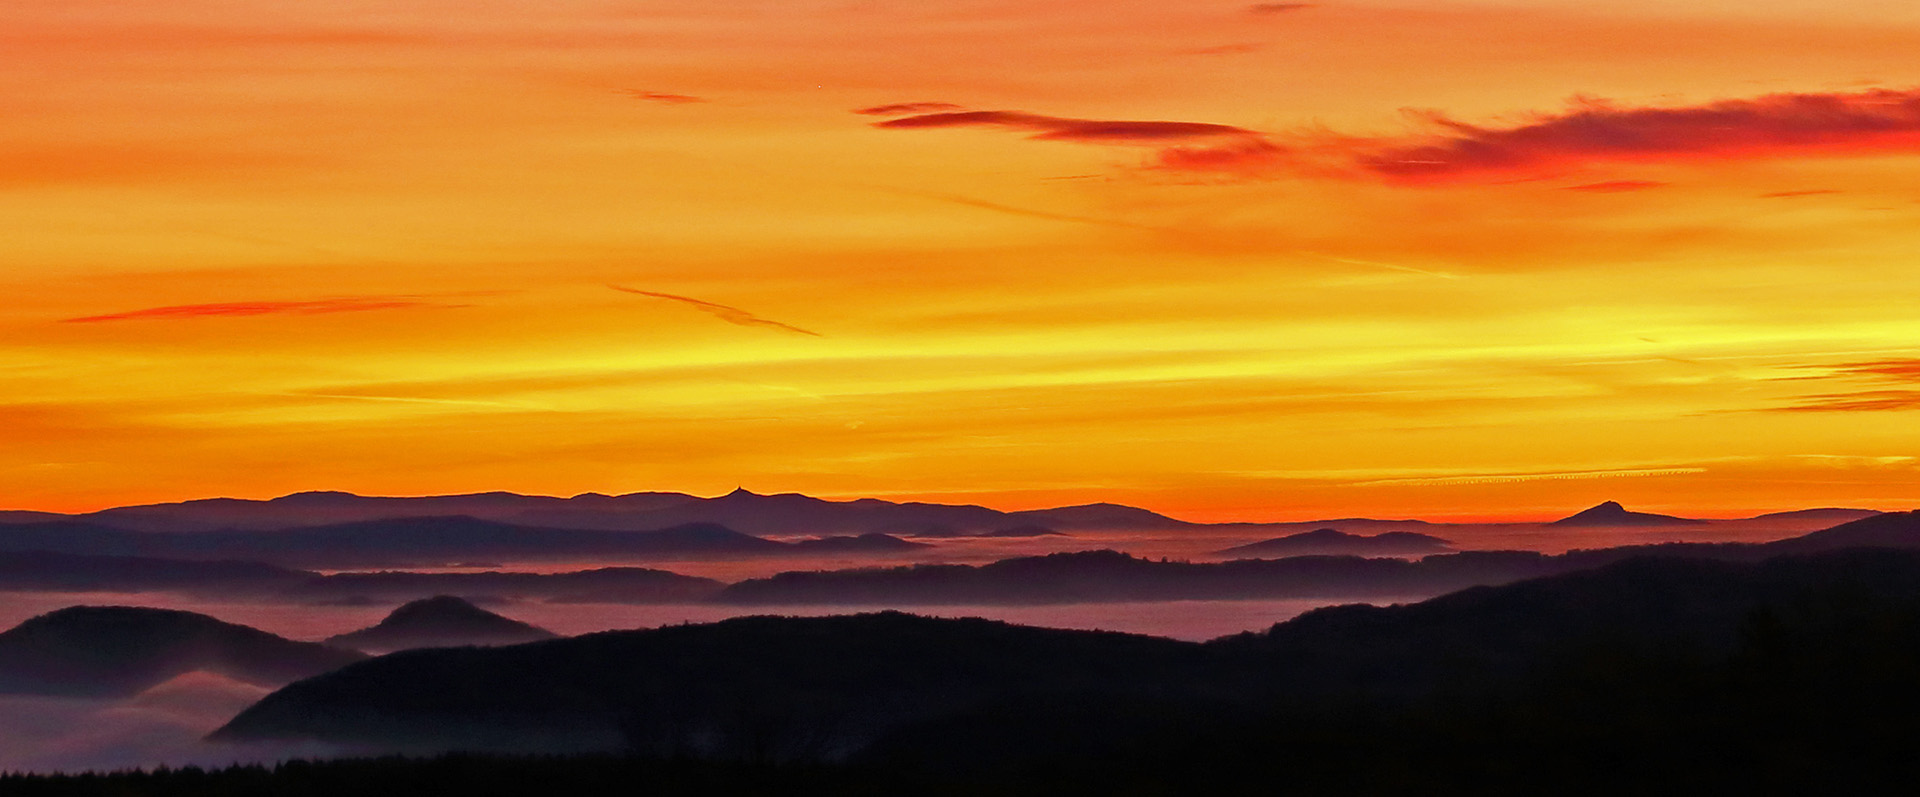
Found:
854,102 -> 966,117
874,110 -> 1257,143
1770,359 -> 1920,412
1776,390 -> 1920,412
868,88 -> 1920,184
1831,359 -> 1920,382
873,110 -> 1283,176
1248,3 -> 1316,14
62,297 -> 452,324
620,90 -> 705,104
1359,88 -> 1920,183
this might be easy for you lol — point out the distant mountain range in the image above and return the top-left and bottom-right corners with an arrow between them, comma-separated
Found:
0,606 -> 363,698
1,511 -> 1913,607
0,516 -> 926,569
324,596 -> 557,654
5,491 -> 1875,538
0,489 -> 1195,536
717,511 -> 1920,604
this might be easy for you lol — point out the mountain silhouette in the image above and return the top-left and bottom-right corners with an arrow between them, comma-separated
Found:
1548,500 -> 1704,526
1214,528 -> 1453,558
1748,507 -> 1882,523
324,596 -> 558,654
9,489 -> 1200,536
715,511 -> 1920,605
213,612 -> 1206,757
0,516 -> 889,569
713,549 -> 1563,605
0,606 -> 363,697
213,543 -> 1920,766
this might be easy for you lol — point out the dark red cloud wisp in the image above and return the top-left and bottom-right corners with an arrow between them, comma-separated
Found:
1248,3 -> 1317,14
873,109 -> 1284,175
1361,88 -> 1920,183
1564,180 -> 1668,193
855,102 -> 966,117
869,88 -> 1920,185
873,110 -> 1257,143
620,90 -> 705,104
1772,359 -> 1920,412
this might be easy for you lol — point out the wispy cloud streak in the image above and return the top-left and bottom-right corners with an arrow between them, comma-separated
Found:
874,110 -> 1258,143
1247,3 -> 1317,14
1346,467 -> 1706,487
855,102 -> 965,116
870,88 -> 1920,184
607,285 -> 822,337
619,90 -> 705,104
61,297 -> 454,324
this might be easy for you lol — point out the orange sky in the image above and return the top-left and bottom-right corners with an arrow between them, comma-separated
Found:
4,0 -> 1920,520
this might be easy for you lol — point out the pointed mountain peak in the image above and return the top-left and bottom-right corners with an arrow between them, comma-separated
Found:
1550,501 -> 1701,527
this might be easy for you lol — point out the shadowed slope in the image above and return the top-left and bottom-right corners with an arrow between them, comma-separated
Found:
213,613 -> 1209,758
0,607 -> 364,697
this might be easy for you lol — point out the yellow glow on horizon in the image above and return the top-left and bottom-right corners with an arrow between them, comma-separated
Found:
3,0 -> 1919,518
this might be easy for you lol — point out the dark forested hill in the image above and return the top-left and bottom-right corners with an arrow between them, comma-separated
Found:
214,612 -> 1213,758
0,606 -> 364,697
216,541 -> 1920,770
323,596 -> 558,654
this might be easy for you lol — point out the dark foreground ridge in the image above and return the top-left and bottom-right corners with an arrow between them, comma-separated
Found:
324,596 -> 558,654
214,532 -> 1920,784
0,606 -> 364,697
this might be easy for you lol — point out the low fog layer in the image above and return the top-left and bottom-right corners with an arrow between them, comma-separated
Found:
0,672 -> 343,773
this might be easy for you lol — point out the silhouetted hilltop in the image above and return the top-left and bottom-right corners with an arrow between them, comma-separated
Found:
324,596 -> 557,654
0,606 -> 363,697
1763,509 -> 1920,554
1214,528 -> 1453,558
214,612 -> 1207,758
1748,507 -> 1882,523
1004,503 -> 1195,530
1549,500 -> 1703,526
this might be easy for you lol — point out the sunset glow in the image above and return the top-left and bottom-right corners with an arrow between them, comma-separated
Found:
7,0 -> 1920,519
